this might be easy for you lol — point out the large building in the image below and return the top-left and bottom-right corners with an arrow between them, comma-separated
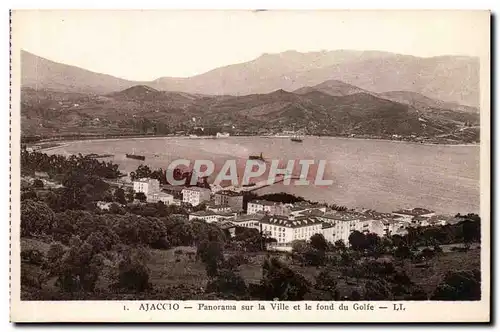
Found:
133,178 -> 160,195
182,187 -> 211,206
318,212 -> 385,244
260,215 -> 324,244
392,208 -> 436,222
232,213 -> 265,230
147,191 -> 174,205
247,200 -> 291,216
214,190 -> 244,211
188,210 -> 235,223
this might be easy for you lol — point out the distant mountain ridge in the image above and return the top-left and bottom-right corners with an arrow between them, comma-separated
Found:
21,50 -> 480,107
21,84 -> 480,145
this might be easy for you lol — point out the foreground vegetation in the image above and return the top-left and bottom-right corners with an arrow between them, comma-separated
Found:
20,150 -> 482,301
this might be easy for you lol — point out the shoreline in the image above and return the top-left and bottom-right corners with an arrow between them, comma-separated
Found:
34,134 -> 480,148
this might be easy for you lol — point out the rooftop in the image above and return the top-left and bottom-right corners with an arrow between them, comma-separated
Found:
190,210 -> 234,217
298,209 -> 325,217
261,215 -> 323,228
182,186 -> 211,193
234,213 -> 266,222
134,178 -> 159,183
215,190 -> 243,197
249,199 -> 284,207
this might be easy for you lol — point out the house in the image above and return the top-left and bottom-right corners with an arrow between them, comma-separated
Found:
392,208 -> 436,222
212,220 -> 237,237
247,200 -> 291,216
290,202 -> 327,216
188,210 -> 235,223
318,212 -> 386,243
133,178 -> 160,195
214,190 -> 243,210
206,202 -> 232,213
232,213 -> 265,230
260,215 -> 324,244
181,187 -> 211,206
147,191 -> 174,205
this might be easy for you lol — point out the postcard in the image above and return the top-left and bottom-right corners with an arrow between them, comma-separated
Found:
10,9 -> 490,323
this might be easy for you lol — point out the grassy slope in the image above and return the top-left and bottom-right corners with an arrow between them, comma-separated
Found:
20,238 -> 481,300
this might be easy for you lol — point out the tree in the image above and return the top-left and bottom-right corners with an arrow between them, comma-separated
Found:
431,270 -> 481,301
125,188 -> 135,203
197,240 -> 225,278
205,269 -> 248,297
32,179 -> 44,188
349,231 -> 367,251
315,269 -> 340,300
135,192 -> 147,202
364,278 -> 393,300
115,247 -> 152,292
310,233 -> 328,252
462,219 -> 480,249
49,236 -> 105,292
260,257 -> 310,300
21,199 -> 55,236
334,239 -> 347,252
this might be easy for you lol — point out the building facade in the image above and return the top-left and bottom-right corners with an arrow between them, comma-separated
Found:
147,191 -> 174,205
181,187 -> 211,206
188,210 -> 235,223
260,215 -> 324,244
214,190 -> 244,210
133,178 -> 160,195
247,200 -> 291,216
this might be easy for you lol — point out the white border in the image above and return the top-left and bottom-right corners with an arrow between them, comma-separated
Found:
3,2 -> 497,329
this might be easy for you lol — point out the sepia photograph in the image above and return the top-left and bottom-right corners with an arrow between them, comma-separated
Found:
9,9 -> 490,322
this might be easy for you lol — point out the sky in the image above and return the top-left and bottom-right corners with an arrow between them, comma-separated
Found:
12,10 -> 489,81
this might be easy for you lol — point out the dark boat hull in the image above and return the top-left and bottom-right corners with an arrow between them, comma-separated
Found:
126,154 -> 146,161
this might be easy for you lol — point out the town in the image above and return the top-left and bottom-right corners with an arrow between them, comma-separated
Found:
124,177 -> 456,252
19,142 -> 481,302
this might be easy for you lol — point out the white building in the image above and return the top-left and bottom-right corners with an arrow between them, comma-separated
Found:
182,187 -> 211,206
247,200 -> 291,216
318,212 -> 386,244
392,208 -> 436,222
133,178 -> 160,195
260,215 -> 324,244
289,202 -> 327,216
232,213 -> 265,230
147,191 -> 174,205
188,210 -> 235,223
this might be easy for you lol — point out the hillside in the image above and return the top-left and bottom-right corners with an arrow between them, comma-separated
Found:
21,50 -> 480,107
293,80 -> 369,96
21,51 -> 138,94
21,86 -> 480,143
377,91 -> 479,113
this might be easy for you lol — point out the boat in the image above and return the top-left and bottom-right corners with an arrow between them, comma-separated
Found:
189,134 -> 198,138
242,182 -> 256,187
126,153 -> 145,161
249,152 -> 265,161
216,132 -> 230,138
291,131 -> 303,142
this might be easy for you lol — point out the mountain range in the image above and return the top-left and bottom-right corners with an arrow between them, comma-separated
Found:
20,50 -> 480,143
21,50 -> 480,107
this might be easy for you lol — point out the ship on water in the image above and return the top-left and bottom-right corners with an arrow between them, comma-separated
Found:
216,132 -> 230,138
126,153 -> 145,161
291,135 -> 303,143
